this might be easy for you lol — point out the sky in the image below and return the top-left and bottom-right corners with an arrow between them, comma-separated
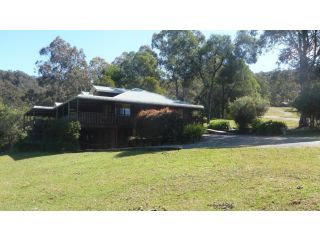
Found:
0,30 -> 280,76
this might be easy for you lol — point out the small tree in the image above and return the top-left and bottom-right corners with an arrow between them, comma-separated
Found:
135,107 -> 183,143
294,85 -> 320,128
230,96 -> 268,132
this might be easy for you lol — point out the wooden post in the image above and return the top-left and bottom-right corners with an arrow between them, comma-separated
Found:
77,99 -> 79,121
67,102 -> 70,120
115,127 -> 118,147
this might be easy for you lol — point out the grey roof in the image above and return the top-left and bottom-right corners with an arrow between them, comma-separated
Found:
92,85 -> 126,94
33,106 -> 55,110
27,86 -> 204,112
78,86 -> 203,109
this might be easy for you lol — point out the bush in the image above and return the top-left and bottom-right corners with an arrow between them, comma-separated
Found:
252,120 -> 287,136
42,120 -> 81,151
16,120 -> 81,152
183,124 -> 206,143
230,96 -> 269,132
208,120 -> 231,131
0,102 -> 25,152
135,108 -> 183,143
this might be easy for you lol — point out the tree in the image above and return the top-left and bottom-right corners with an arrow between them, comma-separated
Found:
197,34 -> 234,120
255,70 -> 300,106
152,30 -> 205,100
36,36 -> 91,104
89,57 -> 109,83
0,100 -> 25,151
111,46 -> 164,93
0,70 -> 42,107
260,31 -> 320,89
217,57 -> 260,118
230,96 -> 269,132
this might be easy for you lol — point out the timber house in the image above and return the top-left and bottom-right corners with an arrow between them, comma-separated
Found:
24,86 -> 204,149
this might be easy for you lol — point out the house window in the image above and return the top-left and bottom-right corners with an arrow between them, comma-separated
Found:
118,104 -> 131,116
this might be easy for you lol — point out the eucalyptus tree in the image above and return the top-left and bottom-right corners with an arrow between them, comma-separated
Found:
197,34 -> 234,120
89,57 -> 109,83
36,36 -> 91,103
260,31 -> 320,89
152,30 -> 205,100
111,46 -> 163,93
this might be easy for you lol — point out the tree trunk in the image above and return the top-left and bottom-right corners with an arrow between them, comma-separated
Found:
221,81 -> 225,119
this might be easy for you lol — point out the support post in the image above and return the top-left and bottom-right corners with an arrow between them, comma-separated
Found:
77,99 -> 79,121
68,102 -> 70,120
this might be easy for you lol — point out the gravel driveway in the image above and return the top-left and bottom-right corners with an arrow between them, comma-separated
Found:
183,134 -> 320,149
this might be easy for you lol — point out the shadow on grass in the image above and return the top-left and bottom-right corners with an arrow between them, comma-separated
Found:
114,149 -> 167,158
6,151 -> 65,161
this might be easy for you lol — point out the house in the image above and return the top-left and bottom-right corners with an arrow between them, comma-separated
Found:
24,86 -> 204,149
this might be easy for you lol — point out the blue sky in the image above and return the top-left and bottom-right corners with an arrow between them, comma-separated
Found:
0,30 -> 279,76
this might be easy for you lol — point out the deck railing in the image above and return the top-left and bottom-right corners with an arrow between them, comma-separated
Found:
69,112 -> 116,127
25,111 -> 135,128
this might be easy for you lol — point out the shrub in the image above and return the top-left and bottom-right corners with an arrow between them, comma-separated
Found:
183,124 -> 206,143
16,120 -> 81,152
252,120 -> 287,136
230,96 -> 269,132
0,102 -> 25,152
42,120 -> 81,151
135,107 -> 183,143
208,120 -> 231,131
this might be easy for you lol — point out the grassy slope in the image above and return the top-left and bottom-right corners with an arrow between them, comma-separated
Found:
263,107 -> 300,129
1,148 -> 320,210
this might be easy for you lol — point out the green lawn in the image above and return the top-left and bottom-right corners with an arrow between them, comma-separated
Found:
1,147 -> 320,210
262,107 -> 300,129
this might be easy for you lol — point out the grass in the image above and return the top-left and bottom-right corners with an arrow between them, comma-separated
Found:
1,147 -> 320,210
262,107 -> 300,129
208,107 -> 300,130
208,119 -> 237,129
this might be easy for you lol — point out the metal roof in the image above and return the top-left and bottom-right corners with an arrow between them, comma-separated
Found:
92,85 -> 127,94
26,86 -> 204,113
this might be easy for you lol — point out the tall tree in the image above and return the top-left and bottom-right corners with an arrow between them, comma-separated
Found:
111,46 -> 163,93
260,30 -> 320,89
152,30 -> 205,100
197,34 -> 234,120
36,36 -> 91,103
89,57 -> 109,83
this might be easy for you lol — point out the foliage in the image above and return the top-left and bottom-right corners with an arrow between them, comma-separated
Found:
197,34 -> 234,120
42,120 -> 81,151
255,70 -> 300,106
260,31 -> 320,89
0,101 -> 26,152
135,107 -> 183,142
0,70 -> 42,107
36,36 -> 92,104
89,57 -> 109,83
17,120 -> 81,152
252,119 -> 288,136
110,46 -> 164,93
294,85 -> 320,128
230,96 -> 269,132
208,120 -> 231,131
182,124 -> 206,143
152,30 -> 205,100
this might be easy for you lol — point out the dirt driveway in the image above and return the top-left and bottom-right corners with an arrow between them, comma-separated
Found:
184,134 -> 320,149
